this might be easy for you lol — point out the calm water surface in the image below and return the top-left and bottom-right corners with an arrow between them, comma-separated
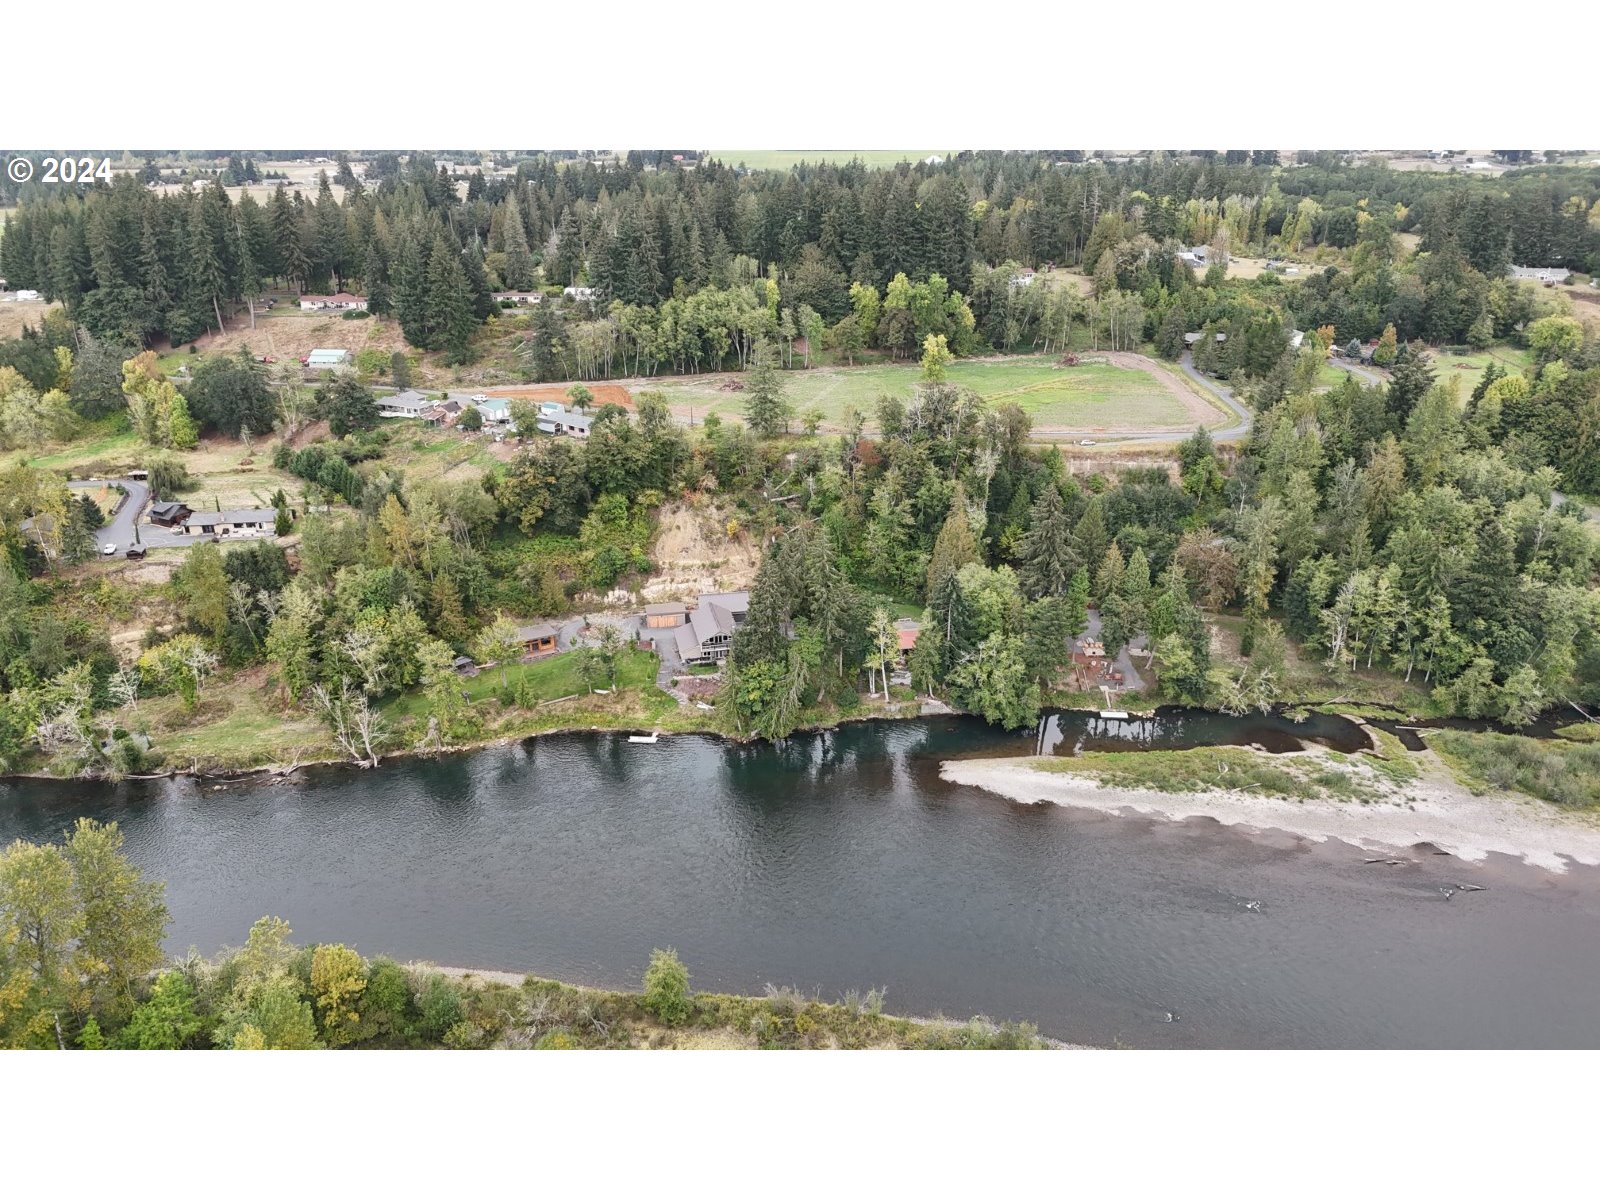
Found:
4,714 -> 1598,1048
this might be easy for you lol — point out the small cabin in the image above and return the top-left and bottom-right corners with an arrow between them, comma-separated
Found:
515,622 -> 560,655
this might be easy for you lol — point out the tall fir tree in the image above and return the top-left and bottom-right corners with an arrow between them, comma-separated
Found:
1016,484 -> 1078,599
742,339 -> 791,438
926,485 -> 981,601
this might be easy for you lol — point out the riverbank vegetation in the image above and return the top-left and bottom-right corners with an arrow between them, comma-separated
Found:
1028,744 -> 1408,805
1430,729 -> 1600,808
0,821 -> 1048,1050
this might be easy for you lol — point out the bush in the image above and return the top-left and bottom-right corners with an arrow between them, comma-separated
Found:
416,974 -> 465,1041
341,309 -> 372,320
1434,730 -> 1600,808
641,947 -> 692,1026
359,959 -> 417,1042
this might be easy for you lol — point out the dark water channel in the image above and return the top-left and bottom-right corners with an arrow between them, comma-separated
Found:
4,712 -> 1598,1048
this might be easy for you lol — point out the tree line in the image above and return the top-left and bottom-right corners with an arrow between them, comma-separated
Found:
5,151 -> 1595,374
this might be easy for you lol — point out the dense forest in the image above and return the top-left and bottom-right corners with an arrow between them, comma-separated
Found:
3,152 -> 1598,375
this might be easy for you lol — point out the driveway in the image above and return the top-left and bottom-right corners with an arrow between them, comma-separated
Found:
72,478 -> 212,553
1171,353 -> 1253,444
1073,608 -> 1147,695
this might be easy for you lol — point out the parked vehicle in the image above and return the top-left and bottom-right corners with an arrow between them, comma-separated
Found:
125,546 -> 146,560
101,542 -> 117,556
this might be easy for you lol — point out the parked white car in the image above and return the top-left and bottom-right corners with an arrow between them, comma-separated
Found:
101,543 -> 117,556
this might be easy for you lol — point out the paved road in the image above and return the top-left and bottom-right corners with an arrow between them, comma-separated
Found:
1171,352 -> 1254,444
1339,360 -> 1385,387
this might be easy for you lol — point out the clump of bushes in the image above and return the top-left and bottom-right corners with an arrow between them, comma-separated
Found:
1433,730 -> 1600,808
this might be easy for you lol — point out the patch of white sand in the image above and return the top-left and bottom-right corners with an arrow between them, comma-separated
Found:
940,756 -> 1600,873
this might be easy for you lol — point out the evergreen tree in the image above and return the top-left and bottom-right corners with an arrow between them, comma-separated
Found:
1074,495 -> 1109,569
1023,596 -> 1075,688
500,199 -> 536,290
425,235 -> 477,363
1093,542 -> 1125,605
1016,484 -> 1078,599
742,339 -> 791,438
1385,344 -> 1437,426
926,486 -> 981,601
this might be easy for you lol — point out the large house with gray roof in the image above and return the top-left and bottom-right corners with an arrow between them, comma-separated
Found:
181,508 -> 281,539
672,591 -> 750,665
1509,265 -> 1570,285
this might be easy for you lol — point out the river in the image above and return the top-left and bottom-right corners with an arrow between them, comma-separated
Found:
4,712 -> 1599,1048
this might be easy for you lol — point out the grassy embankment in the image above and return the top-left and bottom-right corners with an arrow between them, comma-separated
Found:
1209,613 -> 1438,719
1028,737 -> 1417,805
429,971 -> 1052,1050
1430,727 -> 1600,809
111,645 -> 926,775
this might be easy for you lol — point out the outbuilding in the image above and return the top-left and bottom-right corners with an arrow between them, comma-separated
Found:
645,602 -> 688,629
515,622 -> 561,656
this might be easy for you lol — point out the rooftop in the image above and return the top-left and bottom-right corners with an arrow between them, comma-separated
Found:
188,508 -> 278,525
381,389 -> 432,412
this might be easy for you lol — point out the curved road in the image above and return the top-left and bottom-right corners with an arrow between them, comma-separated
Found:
69,478 -> 211,552
1096,352 -> 1385,448
1171,352 -> 1253,444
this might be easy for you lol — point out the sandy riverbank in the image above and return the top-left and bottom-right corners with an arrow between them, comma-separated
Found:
941,755 -> 1600,873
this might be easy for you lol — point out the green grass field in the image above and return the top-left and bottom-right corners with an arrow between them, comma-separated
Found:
645,355 -> 1198,432
25,426 -> 142,470
709,150 -> 947,171
1429,344 -> 1534,401
385,646 -> 663,720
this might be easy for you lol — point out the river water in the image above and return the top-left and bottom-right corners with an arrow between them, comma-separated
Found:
4,713 -> 1598,1048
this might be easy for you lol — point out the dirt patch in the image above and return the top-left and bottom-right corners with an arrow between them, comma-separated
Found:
643,499 -> 764,599
0,297 -> 59,340
481,383 -> 634,410
167,306 -> 410,365
286,419 -> 330,448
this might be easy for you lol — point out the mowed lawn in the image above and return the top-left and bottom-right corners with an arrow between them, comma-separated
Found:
385,646 -> 665,721
647,355 -> 1193,431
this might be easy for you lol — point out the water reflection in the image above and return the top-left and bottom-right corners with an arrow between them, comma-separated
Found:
3,714 -> 1598,1048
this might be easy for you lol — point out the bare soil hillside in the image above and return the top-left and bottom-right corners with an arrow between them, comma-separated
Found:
643,500 -> 765,600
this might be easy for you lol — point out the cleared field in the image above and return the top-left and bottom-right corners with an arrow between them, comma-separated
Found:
641,353 -> 1216,434
1430,344 -> 1535,400
374,423 -> 502,487
482,382 -> 634,409
709,150 -> 947,171
26,427 -> 142,471
0,296 -> 59,340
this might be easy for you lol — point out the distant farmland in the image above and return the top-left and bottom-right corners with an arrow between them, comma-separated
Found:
641,354 -> 1224,436
708,150 -> 948,171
